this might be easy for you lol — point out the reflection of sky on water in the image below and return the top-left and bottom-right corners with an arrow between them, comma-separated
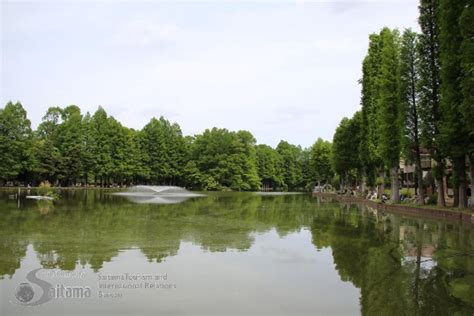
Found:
401,256 -> 437,273
121,194 -> 194,204
0,229 -> 360,316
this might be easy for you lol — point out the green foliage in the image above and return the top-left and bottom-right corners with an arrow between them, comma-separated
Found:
1,102 -> 326,191
400,28 -> 421,162
189,128 -> 260,191
0,102 -> 32,183
418,0 -> 443,166
141,117 -> 186,185
426,193 -> 438,205
449,275 -> 474,306
438,0 -> 470,205
459,3 -> 474,158
37,181 -> 60,200
255,144 -> 285,190
27,138 -> 62,183
399,28 -> 426,203
89,107 -> 114,184
360,33 -> 383,186
332,112 -> 362,186
399,188 -> 412,198
376,28 -> 402,169
309,138 -> 333,186
276,140 -> 304,190
37,180 -> 52,196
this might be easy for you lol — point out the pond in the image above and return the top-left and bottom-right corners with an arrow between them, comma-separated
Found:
0,189 -> 473,315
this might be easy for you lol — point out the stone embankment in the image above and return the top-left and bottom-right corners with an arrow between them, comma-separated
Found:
313,192 -> 474,224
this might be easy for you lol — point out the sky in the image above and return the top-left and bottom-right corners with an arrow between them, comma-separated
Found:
1,0 -> 419,148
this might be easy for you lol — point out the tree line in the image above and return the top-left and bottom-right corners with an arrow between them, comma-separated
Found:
0,103 -> 334,191
331,0 -> 473,208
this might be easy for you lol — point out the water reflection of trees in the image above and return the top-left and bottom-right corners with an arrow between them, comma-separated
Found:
0,191 -> 316,276
0,191 -> 473,314
311,202 -> 474,315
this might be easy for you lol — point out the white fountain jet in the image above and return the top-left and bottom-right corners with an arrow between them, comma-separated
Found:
112,186 -> 204,204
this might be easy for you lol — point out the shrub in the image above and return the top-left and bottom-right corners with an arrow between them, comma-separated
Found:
426,193 -> 438,205
38,181 -> 52,196
400,188 -> 412,198
37,181 -> 59,200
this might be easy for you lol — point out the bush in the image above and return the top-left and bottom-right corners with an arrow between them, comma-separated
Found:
37,181 -> 59,200
426,193 -> 437,205
38,181 -> 52,196
400,188 -> 412,198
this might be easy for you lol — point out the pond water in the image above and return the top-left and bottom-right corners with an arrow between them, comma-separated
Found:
0,189 -> 473,315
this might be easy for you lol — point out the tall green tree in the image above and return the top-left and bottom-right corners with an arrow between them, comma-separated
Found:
28,137 -> 61,183
56,105 -> 84,186
0,102 -> 32,183
107,117 -> 131,184
191,128 -> 260,191
377,27 -> 402,202
141,117 -> 186,185
35,107 -> 63,184
256,145 -> 285,190
81,112 -> 95,185
400,28 -> 425,204
459,2 -> 474,199
309,138 -> 333,187
439,0 -> 470,208
360,33 -> 383,189
276,141 -> 304,191
418,0 -> 446,206
332,113 -> 362,190
231,130 -> 261,190
89,107 -> 113,186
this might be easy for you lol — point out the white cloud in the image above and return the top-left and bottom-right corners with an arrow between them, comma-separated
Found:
1,1 -> 419,147
109,19 -> 181,47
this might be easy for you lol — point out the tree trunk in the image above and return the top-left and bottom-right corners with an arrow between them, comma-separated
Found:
470,155 -> 474,205
414,173 -> 418,196
451,156 -> 467,209
414,148 -> 425,205
378,170 -> 385,197
453,185 -> 459,208
436,177 -> 446,207
391,166 -> 400,202
361,175 -> 366,194
459,182 -> 467,209
458,156 -> 467,209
